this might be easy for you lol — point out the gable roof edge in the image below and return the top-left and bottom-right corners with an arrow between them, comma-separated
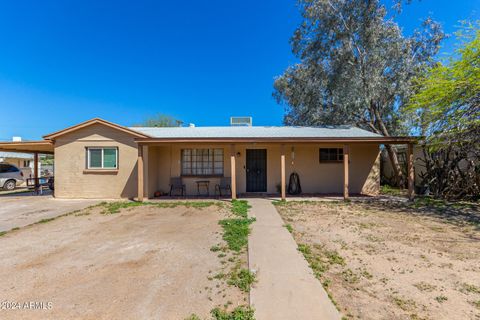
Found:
43,118 -> 151,140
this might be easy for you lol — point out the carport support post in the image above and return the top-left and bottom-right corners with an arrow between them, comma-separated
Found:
407,143 -> 415,201
34,152 -> 39,193
343,145 -> 349,200
137,144 -> 144,202
281,145 -> 286,201
230,144 -> 237,200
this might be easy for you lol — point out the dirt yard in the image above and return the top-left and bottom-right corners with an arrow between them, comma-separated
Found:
275,198 -> 480,320
0,201 -> 248,320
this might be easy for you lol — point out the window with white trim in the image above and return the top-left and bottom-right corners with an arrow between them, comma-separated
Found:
181,148 -> 223,176
87,147 -> 118,169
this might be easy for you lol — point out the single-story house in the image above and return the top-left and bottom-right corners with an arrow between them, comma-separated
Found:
0,118 -> 417,200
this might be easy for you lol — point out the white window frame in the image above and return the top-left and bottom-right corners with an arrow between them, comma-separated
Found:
87,147 -> 118,169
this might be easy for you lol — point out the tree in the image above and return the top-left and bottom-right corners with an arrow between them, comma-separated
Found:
404,24 -> 480,199
133,114 -> 183,127
407,23 -> 480,137
273,0 -> 444,186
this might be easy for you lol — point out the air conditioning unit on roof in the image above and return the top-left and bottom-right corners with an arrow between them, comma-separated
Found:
230,117 -> 252,127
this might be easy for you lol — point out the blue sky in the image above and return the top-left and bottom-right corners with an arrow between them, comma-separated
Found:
0,0 -> 478,140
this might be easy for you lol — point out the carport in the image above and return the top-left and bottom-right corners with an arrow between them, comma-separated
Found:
0,141 -> 54,192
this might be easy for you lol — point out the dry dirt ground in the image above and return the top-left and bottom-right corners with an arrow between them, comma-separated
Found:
275,198 -> 480,320
0,202 -> 247,320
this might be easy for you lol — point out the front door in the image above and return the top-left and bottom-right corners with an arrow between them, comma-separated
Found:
246,149 -> 267,192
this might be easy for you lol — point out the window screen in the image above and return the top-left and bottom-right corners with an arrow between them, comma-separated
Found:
87,148 -> 118,169
181,148 -> 223,176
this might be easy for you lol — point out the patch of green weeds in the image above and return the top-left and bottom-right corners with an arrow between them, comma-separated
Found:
185,314 -> 202,320
435,295 -> 448,303
325,250 -> 346,266
210,245 -> 222,252
414,282 -> 437,292
100,201 -> 147,214
284,224 -> 293,233
35,217 -> 56,224
272,199 -> 287,206
100,201 -> 218,214
471,300 -> 480,309
392,296 -> 417,311
210,306 -> 255,320
213,272 -> 226,280
342,269 -> 360,284
231,200 -> 251,218
0,231 -> 7,237
460,283 -> 480,294
298,244 -> 329,285
360,269 -> 373,280
273,200 -> 319,207
380,185 -> 407,197
219,218 -> 255,252
227,268 -> 256,292
298,243 -> 340,309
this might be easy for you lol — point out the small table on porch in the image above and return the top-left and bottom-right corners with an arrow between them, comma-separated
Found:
196,180 -> 210,196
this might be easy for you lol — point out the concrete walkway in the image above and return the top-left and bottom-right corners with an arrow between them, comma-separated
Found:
248,198 -> 341,320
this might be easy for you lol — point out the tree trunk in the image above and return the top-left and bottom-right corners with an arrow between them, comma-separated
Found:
385,144 -> 405,187
373,104 -> 405,187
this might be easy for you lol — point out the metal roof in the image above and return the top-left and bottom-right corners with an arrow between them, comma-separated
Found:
129,125 -> 383,139
0,152 -> 34,159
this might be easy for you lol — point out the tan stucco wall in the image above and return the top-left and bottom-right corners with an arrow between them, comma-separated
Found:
54,123 -> 139,199
147,143 -> 380,197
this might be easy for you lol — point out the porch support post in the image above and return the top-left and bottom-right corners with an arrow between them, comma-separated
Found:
230,144 -> 237,200
34,152 -> 39,193
281,145 -> 286,201
137,144 -> 144,202
407,143 -> 415,201
343,145 -> 349,200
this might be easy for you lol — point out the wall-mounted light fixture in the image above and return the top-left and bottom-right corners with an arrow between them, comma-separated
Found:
236,152 -> 241,157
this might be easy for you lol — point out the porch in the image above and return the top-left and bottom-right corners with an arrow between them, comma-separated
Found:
135,140 -> 416,201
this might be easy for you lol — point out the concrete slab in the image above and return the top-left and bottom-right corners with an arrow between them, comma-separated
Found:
0,194 -> 99,232
248,198 -> 341,320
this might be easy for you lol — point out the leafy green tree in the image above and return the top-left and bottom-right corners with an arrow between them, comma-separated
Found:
407,23 -> 480,138
274,0 -> 444,186
404,24 -> 479,199
133,113 -> 183,127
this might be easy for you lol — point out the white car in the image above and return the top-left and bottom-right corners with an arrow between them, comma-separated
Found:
0,163 -> 24,190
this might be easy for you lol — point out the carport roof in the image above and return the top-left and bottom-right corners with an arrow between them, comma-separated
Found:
0,141 -> 54,154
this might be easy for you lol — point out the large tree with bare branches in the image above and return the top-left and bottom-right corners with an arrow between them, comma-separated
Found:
274,0 -> 444,186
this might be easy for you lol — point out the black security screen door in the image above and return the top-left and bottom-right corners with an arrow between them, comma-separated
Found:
246,149 -> 267,192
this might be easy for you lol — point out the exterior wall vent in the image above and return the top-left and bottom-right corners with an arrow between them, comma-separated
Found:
230,117 -> 252,127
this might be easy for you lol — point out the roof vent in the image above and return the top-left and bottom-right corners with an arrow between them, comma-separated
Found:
230,117 -> 252,127
189,123 -> 195,128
